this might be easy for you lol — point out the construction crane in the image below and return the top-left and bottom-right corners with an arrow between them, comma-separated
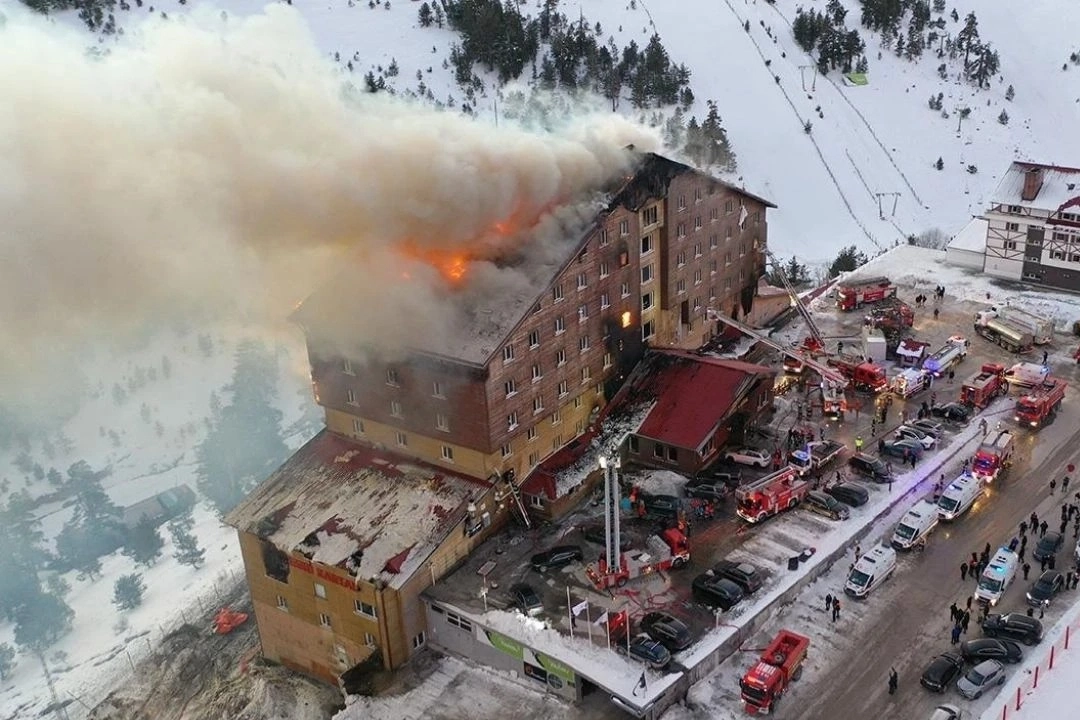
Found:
765,250 -> 827,372
707,310 -> 850,416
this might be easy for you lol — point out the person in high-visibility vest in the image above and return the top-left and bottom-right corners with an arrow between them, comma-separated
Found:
855,436 -> 864,452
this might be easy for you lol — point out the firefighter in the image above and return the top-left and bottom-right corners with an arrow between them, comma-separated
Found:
855,436 -> 864,452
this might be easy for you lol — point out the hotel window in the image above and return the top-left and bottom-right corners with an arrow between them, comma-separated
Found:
447,612 -> 472,632
574,396 -> 583,409
314,583 -> 327,599
578,304 -> 589,322
604,352 -> 613,368
580,366 -> 591,383
601,293 -> 610,309
694,242 -> 702,257
599,229 -> 610,246
1052,251 -> 1065,260
1072,255 -> 1080,263
643,206 -> 658,225
740,243 -> 747,257
441,445 -> 454,461
599,261 -> 610,278
676,222 -> 686,238
412,632 -> 426,650
386,367 -> 400,386
346,389 -> 357,405
554,316 -> 565,334
642,293 -> 653,310
532,301 -> 541,315
528,330 -> 540,348
653,444 -> 665,459
342,358 -> 354,375
619,219 -> 629,236
395,431 -> 408,447
574,419 -> 584,434
505,379 -> 517,397
677,251 -> 686,267
629,436 -> 639,453
276,595 -> 288,611
725,200 -> 734,214
558,380 -> 568,397
527,426 -> 537,441
577,272 -> 588,290
533,396 -> 544,414
710,259 -> 718,275
435,413 -> 449,432
621,281 -> 631,298
577,248 -> 588,263
552,434 -> 562,450
528,451 -> 539,465
501,444 -> 512,458
507,412 -> 519,431
320,613 -> 332,628
725,278 -> 733,290
710,234 -> 718,248
551,409 -> 561,424
352,418 -> 364,435
1005,241 -> 1017,250
1007,205 -> 1023,214
531,364 -> 542,382
579,336 -> 590,352
710,208 -> 718,222
678,194 -> 687,210
725,251 -> 732,265
552,283 -> 564,302
1006,222 -> 1020,232
641,235 -> 653,254
364,633 -> 377,647
677,279 -> 686,294
695,188 -> 703,202
694,216 -> 702,230
390,399 -> 403,418
556,349 -> 566,366
432,381 -> 444,398
529,493 -> 544,508
694,269 -> 703,285
1053,232 -> 1069,242
643,320 -> 655,339
641,264 -> 654,283
503,344 -> 515,362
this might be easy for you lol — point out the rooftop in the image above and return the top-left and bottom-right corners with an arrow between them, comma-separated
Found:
990,161 -> 1080,211
948,217 -> 989,253
634,350 -> 775,450
225,430 -> 491,589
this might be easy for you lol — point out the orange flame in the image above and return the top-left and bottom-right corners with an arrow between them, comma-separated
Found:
395,214 -> 531,285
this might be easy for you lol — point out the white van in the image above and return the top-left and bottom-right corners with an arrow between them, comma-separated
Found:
975,547 -> 1019,607
844,545 -> 898,598
891,500 -> 940,550
937,474 -> 983,521
1005,362 -> 1049,388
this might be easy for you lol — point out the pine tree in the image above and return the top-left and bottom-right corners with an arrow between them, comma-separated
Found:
169,513 -> 206,569
935,157 -> 945,170
955,12 -> 980,70
998,109 -> 1009,125
13,590 -> 73,652
828,245 -> 869,278
112,574 -> 145,611
417,1 -> 432,27
123,516 -> 165,567
0,643 -> 14,681
1005,84 -> 1015,101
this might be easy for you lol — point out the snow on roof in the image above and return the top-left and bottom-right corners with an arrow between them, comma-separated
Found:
896,338 -> 929,357
948,217 -> 989,253
226,430 -> 490,589
634,350 -> 774,450
990,161 -> 1080,211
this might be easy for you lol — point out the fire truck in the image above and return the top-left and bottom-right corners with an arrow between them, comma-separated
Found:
585,528 -> 690,590
836,276 -> 896,311
788,440 -> 845,477
827,353 -> 888,393
922,335 -> 969,377
739,629 -> 810,714
865,298 -> 914,333
735,467 -> 809,524
971,430 -> 1014,483
1014,377 -> 1067,428
960,363 -> 1008,409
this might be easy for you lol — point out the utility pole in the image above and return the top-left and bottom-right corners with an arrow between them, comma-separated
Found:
797,64 -> 817,92
874,192 -> 901,219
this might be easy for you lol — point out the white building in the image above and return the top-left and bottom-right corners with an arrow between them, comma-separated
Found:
982,162 -> 1080,291
945,217 -> 988,270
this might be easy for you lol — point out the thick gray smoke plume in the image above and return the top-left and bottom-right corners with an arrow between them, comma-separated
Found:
0,4 -> 659,413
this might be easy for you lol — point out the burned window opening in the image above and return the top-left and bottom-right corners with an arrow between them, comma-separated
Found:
262,541 -> 290,583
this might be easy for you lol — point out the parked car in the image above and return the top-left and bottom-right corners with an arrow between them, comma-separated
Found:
982,613 -> 1043,645
1032,531 -> 1064,561
909,418 -> 945,439
580,524 -> 632,551
849,452 -> 892,482
640,611 -> 694,652
959,638 -> 1023,665
615,633 -> 671,669
881,438 -> 925,459
641,493 -> 681,519
803,490 -> 850,520
928,705 -> 963,720
697,466 -> 742,484
692,573 -> 745,610
723,448 -> 771,468
684,476 -> 732,501
931,402 -> 972,424
712,559 -> 764,594
510,583 -> 543,616
956,659 -> 1006,699
826,482 -> 870,507
530,545 -> 584,572
896,425 -> 937,449
920,652 -> 964,692
1026,570 -> 1065,607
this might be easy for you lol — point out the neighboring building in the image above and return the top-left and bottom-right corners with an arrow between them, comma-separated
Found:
226,432 -> 509,687
983,162 -> 1080,290
120,485 -> 197,531
945,217 -> 988,270
626,351 -> 775,475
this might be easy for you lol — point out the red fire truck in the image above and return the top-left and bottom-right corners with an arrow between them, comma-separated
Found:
585,528 -> 690,590
836,276 -> 896,311
865,298 -> 914,332
782,337 -> 825,374
827,353 -> 888,393
739,629 -> 811,714
1014,378 -> 1067,429
971,430 -> 1014,483
960,363 -> 1008,409
735,467 -> 809,524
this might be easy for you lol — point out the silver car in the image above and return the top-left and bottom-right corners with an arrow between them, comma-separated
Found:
956,659 -> 1006,699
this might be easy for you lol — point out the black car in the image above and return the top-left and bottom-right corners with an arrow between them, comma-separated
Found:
692,573 -> 745,610
641,493 -> 681,519
615,633 -> 671,669
713,559 -> 764,594
1026,570 -> 1065,607
509,583 -> 543,616
684,476 -> 732,501
931,402 -> 972,424
983,613 -> 1043,645
826,482 -> 870,507
580,524 -> 632,551
640,611 -> 694,652
848,452 -> 892,482
920,652 -> 964,692
1032,531 -> 1064,561
805,490 -> 850,520
530,545 -> 584,572
959,638 -> 1024,665
880,438 -> 924,459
